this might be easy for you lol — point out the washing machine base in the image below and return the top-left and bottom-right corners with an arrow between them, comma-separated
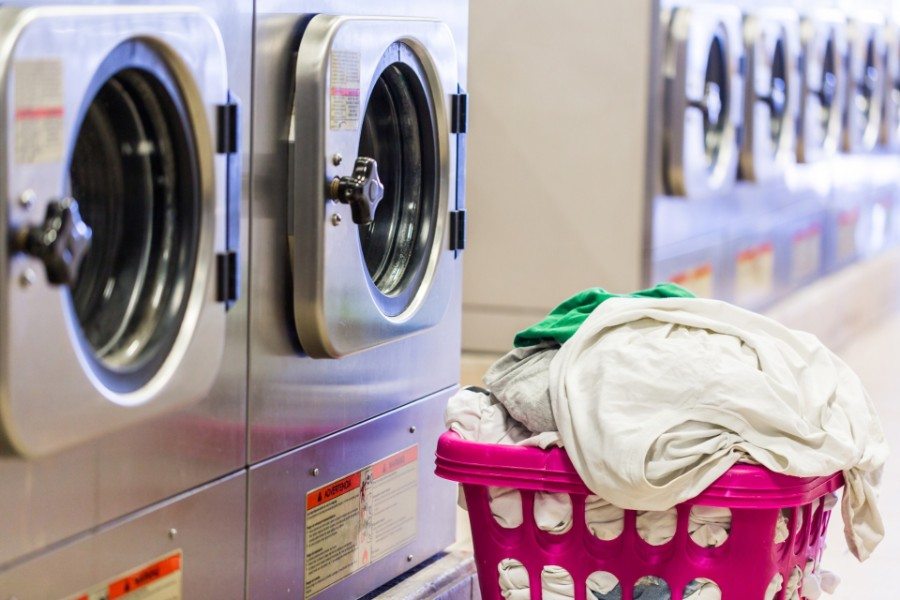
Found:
248,389 -> 457,599
0,471 -> 246,599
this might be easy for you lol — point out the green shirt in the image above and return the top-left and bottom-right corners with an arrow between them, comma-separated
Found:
513,283 -> 695,348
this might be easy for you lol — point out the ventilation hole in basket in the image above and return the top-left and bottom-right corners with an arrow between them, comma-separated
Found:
542,566 -> 574,597
784,566 -> 803,599
809,500 -> 825,548
794,504 -> 811,555
534,492 -> 573,535
636,509 -> 677,546
688,506 -> 731,548
684,578 -> 721,600
587,571 -> 621,600
774,508 -> 797,544
488,487 -> 522,529
634,576 -> 670,597
497,558 -> 528,597
767,572 -> 784,600
585,495 -> 624,541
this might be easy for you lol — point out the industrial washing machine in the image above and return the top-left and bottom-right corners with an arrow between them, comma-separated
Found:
248,0 -> 467,597
723,6 -> 802,309
783,8 -> 845,293
827,9 -> 887,272
0,2 -> 249,597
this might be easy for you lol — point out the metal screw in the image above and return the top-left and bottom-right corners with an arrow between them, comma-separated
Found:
310,467 -> 320,477
18,189 -> 35,210
18,269 -> 35,288
406,554 -> 413,562
409,426 -> 416,434
331,213 -> 342,226
332,153 -> 343,166
168,528 -> 178,539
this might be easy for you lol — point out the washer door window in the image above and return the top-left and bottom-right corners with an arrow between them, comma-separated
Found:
740,15 -> 799,181
798,22 -> 843,163
357,45 -> 438,303
1,8 -> 229,457
290,17 -> 460,358
844,25 -> 884,152
70,47 -> 200,393
663,7 -> 741,199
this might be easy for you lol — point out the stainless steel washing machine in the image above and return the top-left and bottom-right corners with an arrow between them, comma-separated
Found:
0,3 -> 249,594
828,9 -> 886,271
724,7 -> 801,309
248,0 -> 467,596
784,9 -> 845,292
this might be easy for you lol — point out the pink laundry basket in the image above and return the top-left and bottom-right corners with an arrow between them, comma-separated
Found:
435,431 -> 844,600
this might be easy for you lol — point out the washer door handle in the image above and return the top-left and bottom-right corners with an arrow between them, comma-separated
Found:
328,157 -> 384,225
11,197 -> 93,285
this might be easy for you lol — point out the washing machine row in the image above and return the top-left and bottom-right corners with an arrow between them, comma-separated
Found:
463,0 -> 900,353
0,1 -> 468,599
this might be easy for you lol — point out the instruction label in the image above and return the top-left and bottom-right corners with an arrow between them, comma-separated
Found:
735,242 -> 774,304
329,50 -> 360,131
836,209 -> 859,262
790,224 -> 822,283
670,263 -> 714,298
65,551 -> 182,600
14,59 -> 64,164
304,446 -> 419,598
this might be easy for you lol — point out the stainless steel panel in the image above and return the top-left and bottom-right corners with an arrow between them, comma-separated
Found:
247,390 -> 456,599
0,471 -> 246,599
249,0 -> 467,462
0,0 -> 249,567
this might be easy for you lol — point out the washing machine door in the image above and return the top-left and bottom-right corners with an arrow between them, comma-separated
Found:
798,12 -> 845,163
843,14 -> 885,153
663,5 -> 742,200
739,10 -> 799,182
290,16 -> 460,358
0,7 -> 234,456
880,23 -> 900,148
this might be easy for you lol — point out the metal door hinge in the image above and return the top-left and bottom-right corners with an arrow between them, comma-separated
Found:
216,251 -> 239,304
216,101 -> 240,154
451,93 -> 468,134
449,209 -> 466,251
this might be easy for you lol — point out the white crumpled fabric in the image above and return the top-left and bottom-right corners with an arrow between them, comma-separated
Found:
549,297 -> 887,560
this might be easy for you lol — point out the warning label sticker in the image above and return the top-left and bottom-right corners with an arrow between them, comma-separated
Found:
304,445 -> 419,598
837,209 -> 859,262
735,242 -> 774,303
670,263 -> 714,298
329,50 -> 360,131
791,224 -> 822,283
14,59 -> 64,164
65,550 -> 183,600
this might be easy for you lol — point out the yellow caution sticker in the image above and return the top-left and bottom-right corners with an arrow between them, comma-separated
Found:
65,550 -> 182,600
304,446 -> 419,598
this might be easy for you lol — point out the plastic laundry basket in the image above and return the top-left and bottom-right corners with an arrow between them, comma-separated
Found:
435,431 -> 844,600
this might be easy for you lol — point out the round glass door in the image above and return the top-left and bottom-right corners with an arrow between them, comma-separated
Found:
68,42 -> 200,393
700,33 -> 729,173
767,37 -> 789,153
854,36 -> 881,148
357,43 -> 438,309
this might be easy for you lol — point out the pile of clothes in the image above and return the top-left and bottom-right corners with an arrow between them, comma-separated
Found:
447,284 -> 887,600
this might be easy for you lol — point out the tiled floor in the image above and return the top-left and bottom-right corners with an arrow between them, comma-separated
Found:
820,313 -> 900,598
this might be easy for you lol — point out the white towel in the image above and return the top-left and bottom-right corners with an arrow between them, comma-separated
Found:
549,297 -> 887,560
